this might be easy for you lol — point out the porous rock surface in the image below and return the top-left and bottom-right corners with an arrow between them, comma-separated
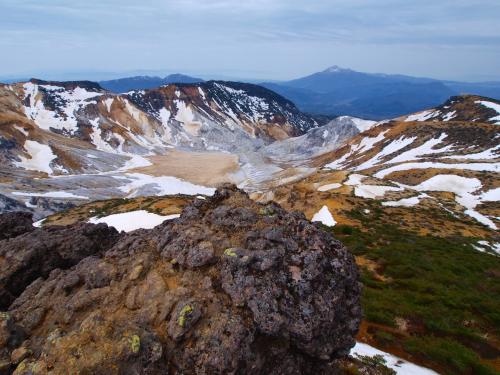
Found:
0,212 -> 34,242
0,222 -> 121,310
0,185 -> 361,374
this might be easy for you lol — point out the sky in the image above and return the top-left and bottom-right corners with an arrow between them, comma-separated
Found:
1,0 -> 499,82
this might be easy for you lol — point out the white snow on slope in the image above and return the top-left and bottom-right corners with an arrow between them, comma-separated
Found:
345,174 -> 367,186
382,194 -> 430,207
324,152 -> 352,170
375,161 -> 499,179
89,210 -> 180,232
474,241 -> 500,256
442,111 -> 457,121
403,175 -> 498,230
118,155 -> 153,171
312,205 -> 336,227
12,191 -> 89,200
344,173 -> 403,199
385,133 -> 453,165
351,342 -> 439,375
445,145 -> 500,160
352,118 -> 378,132
475,100 -> 500,124
325,131 -> 389,170
15,140 -> 57,175
337,116 -> 377,132
356,136 -> 417,171
23,82 -> 102,133
354,184 -> 403,199
118,173 -> 216,198
405,110 -> 439,122
354,131 -> 389,153
318,183 -> 342,192
159,107 -> 171,126
33,218 -> 46,228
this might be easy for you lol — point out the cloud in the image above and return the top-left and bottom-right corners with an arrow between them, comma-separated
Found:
0,0 -> 499,80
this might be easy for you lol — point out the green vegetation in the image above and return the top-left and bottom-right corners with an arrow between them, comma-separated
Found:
356,355 -> 396,375
331,215 -> 500,375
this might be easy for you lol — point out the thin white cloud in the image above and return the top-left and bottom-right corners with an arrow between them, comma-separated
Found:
0,0 -> 499,80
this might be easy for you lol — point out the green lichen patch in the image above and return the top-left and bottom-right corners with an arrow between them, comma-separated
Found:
178,305 -> 193,327
224,248 -> 237,257
0,311 -> 10,320
130,335 -> 141,354
259,206 -> 275,216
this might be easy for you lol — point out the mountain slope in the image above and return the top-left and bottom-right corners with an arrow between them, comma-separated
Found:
99,74 -> 204,93
262,66 -> 500,119
292,95 -> 500,231
0,78 -> 345,217
0,79 -> 322,177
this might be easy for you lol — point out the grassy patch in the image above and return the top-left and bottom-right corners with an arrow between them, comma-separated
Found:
332,218 -> 500,375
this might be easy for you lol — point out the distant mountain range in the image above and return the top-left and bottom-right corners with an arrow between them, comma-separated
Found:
96,67 -> 500,120
98,74 -> 204,93
2,67 -> 500,121
261,66 -> 500,120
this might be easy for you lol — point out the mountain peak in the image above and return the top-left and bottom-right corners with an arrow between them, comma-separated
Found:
323,65 -> 351,74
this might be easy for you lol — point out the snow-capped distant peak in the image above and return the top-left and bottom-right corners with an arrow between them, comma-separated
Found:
323,65 -> 350,74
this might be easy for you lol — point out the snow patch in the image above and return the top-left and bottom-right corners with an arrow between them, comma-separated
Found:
89,210 -> 180,232
15,140 -> 57,175
23,82 -> 102,134
356,136 -> 417,171
403,175 -> 498,229
442,111 -> 457,121
475,100 -> 500,124
375,161 -> 499,179
318,183 -> 342,192
344,173 -> 402,199
312,205 -> 336,227
445,145 -> 500,160
384,134 -> 452,165
12,191 -> 89,200
118,173 -> 216,198
382,194 -> 430,207
33,218 -> 46,228
324,131 -> 388,170
473,241 -> 500,256
351,342 -> 439,375
118,155 -> 152,171
405,110 -> 439,122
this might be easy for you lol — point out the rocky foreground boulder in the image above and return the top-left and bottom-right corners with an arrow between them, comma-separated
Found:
0,212 -> 34,242
0,185 -> 362,374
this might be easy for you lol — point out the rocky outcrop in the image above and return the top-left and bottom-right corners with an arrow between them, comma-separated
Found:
0,196 -> 31,218
0,223 -> 121,310
0,186 -> 361,374
0,212 -> 34,241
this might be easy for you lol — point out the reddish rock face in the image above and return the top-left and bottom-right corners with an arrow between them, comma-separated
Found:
0,185 -> 361,374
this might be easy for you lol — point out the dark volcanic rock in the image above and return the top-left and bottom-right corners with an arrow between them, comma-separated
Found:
2,186 -> 361,374
0,195 -> 31,216
0,212 -> 34,241
0,222 -> 121,310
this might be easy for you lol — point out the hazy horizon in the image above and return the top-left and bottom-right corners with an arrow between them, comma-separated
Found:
1,0 -> 500,82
